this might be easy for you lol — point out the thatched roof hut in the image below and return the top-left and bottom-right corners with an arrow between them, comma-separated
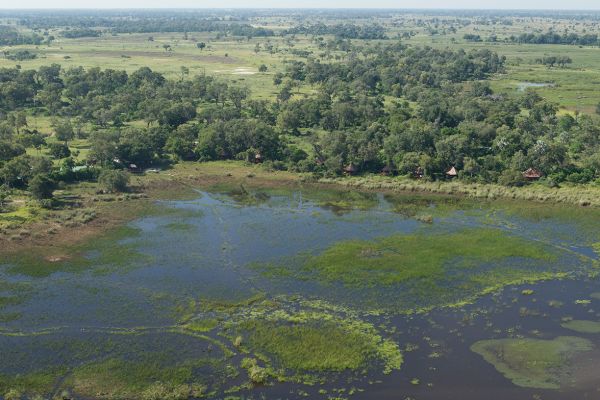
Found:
344,163 -> 357,175
523,168 -> 542,180
446,166 -> 458,178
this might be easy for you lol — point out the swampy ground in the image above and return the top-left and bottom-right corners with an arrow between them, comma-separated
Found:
1,176 -> 600,400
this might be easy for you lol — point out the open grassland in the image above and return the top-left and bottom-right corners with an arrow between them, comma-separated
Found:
0,31 -> 324,99
409,34 -> 600,113
4,15 -> 600,110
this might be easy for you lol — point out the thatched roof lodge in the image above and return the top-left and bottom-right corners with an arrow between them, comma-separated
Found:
446,166 -> 458,178
128,163 -> 141,173
523,168 -> 542,180
344,163 -> 357,175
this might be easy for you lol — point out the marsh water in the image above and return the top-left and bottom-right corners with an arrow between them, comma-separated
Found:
2,185 -> 600,399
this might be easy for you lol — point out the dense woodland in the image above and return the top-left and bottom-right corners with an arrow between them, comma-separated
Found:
2,11 -> 600,205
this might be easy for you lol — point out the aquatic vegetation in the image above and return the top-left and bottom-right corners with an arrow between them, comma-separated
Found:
2,225 -> 147,278
240,358 -> 269,384
471,336 -> 594,389
182,318 -> 219,333
65,358 -> 217,400
384,193 -> 479,220
222,297 -> 402,383
297,228 -> 555,286
163,222 -> 196,232
561,320 -> 600,334
4,183 -> 600,399
252,227 -> 570,312
0,329 -> 238,399
301,189 -> 379,214
0,295 -> 23,309
239,320 -> 374,372
0,368 -> 66,398
548,300 -> 563,308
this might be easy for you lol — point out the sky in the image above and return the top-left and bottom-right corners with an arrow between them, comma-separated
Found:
2,0 -> 600,10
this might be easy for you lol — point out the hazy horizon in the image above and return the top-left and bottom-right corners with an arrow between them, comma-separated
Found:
2,1 -> 600,11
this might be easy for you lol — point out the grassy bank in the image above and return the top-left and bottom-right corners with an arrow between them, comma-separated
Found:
320,175 -> 600,208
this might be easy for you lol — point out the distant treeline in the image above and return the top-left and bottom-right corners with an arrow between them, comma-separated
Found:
60,29 -> 101,39
108,20 -> 274,37
12,15 -> 275,37
509,32 -> 600,46
284,23 -> 387,40
0,26 -> 49,46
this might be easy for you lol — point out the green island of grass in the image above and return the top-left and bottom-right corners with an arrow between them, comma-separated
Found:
301,228 -> 556,286
65,358 -> 219,400
253,227 -> 571,312
471,336 -> 594,389
223,298 -> 403,383
561,320 -> 600,334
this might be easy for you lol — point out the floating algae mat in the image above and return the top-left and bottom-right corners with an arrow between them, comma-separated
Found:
1,188 -> 600,399
471,336 -> 594,389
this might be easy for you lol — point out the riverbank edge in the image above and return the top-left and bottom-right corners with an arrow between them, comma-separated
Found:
318,175 -> 600,207
2,160 -> 600,256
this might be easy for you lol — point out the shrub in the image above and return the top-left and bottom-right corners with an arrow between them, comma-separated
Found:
98,169 -> 130,193
497,169 -> 526,187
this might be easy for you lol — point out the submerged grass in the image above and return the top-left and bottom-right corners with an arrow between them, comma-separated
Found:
2,225 -> 147,278
66,358 -> 213,400
561,320 -> 600,334
0,368 -> 66,398
0,329 -> 238,400
183,318 -> 219,333
471,336 -> 593,389
163,222 -> 196,232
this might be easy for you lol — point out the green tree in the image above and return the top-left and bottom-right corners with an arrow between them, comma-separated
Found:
52,118 -> 74,145
0,185 -> 9,212
48,142 -> 71,159
29,174 -> 56,200
98,169 -> 130,193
